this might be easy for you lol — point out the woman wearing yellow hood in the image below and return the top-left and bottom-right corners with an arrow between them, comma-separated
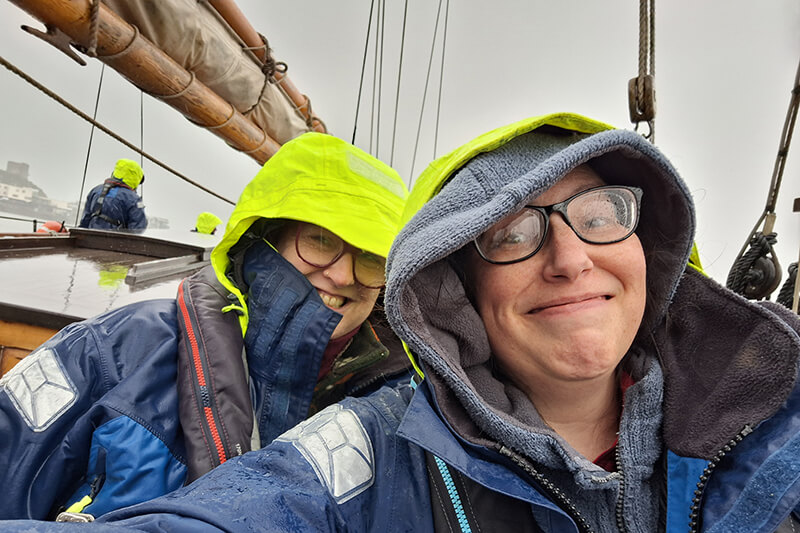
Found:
0,133 -> 411,521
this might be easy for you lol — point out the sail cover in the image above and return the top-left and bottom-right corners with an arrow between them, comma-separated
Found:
102,0 -> 313,145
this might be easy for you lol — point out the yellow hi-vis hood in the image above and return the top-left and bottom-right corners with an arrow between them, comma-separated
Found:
211,132 -> 408,334
402,113 -> 613,224
195,212 -> 222,234
113,159 -> 144,189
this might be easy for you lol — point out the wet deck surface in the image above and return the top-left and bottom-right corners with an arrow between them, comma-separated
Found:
0,228 -> 220,329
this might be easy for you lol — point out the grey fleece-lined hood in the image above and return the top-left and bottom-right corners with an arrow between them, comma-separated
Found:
385,112 -> 800,467
386,113 -> 692,443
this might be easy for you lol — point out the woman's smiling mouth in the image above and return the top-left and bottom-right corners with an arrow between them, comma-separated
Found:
319,290 -> 347,309
529,294 -> 611,314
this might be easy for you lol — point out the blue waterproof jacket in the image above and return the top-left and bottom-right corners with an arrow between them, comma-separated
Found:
0,245 -> 405,520
79,179 -> 147,230
3,318 -> 800,533
3,115 -> 800,532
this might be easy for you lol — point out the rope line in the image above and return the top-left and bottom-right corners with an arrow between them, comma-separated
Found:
0,55 -> 235,206
139,89 -> 145,195
389,0 -> 409,166
764,57 -> 800,214
0,214 -> 41,231
87,0 -> 100,57
352,0 -> 376,144
725,232 -> 779,299
629,0 -> 656,141
375,0 -> 386,158
776,262 -> 798,310
433,0 -> 449,160
75,64 -> 105,226
409,0 -> 444,183
636,0 -> 654,83
727,57 -> 800,300
369,0 -> 381,155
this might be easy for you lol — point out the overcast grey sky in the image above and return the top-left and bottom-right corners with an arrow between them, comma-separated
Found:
1,0 -> 798,287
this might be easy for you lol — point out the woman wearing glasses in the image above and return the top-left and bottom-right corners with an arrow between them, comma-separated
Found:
7,113 -> 800,532
0,132 -> 410,521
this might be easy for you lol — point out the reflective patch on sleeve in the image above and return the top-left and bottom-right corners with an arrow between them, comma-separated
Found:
136,201 -> 144,208
0,348 -> 77,431
276,404 -> 374,503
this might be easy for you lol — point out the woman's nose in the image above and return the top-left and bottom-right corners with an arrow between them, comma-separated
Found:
323,252 -> 356,286
539,215 -> 594,281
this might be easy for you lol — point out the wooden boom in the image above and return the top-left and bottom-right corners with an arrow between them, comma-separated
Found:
9,0 -> 282,163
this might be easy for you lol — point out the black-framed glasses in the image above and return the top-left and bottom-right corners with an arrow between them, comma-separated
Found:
474,185 -> 643,265
295,222 -> 386,288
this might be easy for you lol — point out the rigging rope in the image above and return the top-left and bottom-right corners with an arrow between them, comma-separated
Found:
433,0 -> 449,159
86,0 -> 100,58
776,262 -> 798,311
726,57 -> 800,302
389,0 -> 409,166
725,232 -> 780,300
628,0 -> 656,141
139,89 -> 145,200
74,64 -> 105,226
369,0 -> 381,154
0,214 -> 40,231
140,90 -> 144,168
375,0 -> 386,158
0,55 -> 235,206
409,0 -> 444,182
352,0 -> 376,144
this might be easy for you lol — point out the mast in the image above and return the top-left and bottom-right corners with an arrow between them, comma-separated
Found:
8,0 -> 283,164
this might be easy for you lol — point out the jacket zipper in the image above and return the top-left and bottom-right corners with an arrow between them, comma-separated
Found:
499,445 -> 594,533
614,438 -> 627,533
688,425 -> 753,533
178,282 -> 229,466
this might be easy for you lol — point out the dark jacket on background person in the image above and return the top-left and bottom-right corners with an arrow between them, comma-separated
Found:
79,160 -> 147,231
3,114 -> 800,532
78,178 -> 147,230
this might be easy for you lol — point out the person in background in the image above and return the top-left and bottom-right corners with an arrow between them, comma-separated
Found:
79,158 -> 147,230
191,211 -> 222,234
0,132 -> 410,521
6,112 -> 800,532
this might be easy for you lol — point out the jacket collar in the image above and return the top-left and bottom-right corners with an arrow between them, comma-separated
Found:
658,269 -> 800,458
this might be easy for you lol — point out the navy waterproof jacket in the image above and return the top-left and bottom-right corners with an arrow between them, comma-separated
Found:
2,349 -> 800,533
4,115 -> 800,532
0,246 -> 405,520
79,179 -> 147,230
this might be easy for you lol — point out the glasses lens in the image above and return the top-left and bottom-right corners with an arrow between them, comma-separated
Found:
296,223 -> 385,288
354,252 -> 386,288
475,209 -> 546,263
566,187 -> 639,244
296,224 -> 343,267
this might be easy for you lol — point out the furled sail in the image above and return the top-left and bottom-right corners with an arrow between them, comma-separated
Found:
9,0 -> 326,164
102,0 -> 320,145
